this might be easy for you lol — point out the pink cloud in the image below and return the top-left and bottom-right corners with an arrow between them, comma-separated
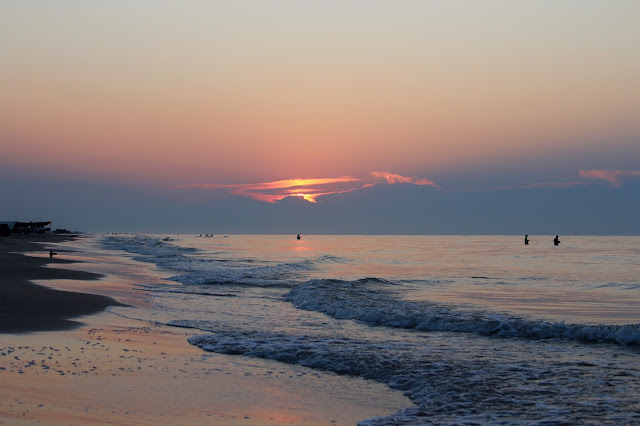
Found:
492,169 -> 640,191
578,169 -> 640,187
493,181 -> 589,191
173,172 -> 438,203
370,171 -> 439,188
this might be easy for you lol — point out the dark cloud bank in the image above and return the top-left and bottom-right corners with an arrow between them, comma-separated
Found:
2,176 -> 639,235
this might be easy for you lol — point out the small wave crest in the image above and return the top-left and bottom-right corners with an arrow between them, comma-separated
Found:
101,235 -> 198,260
187,328 -> 640,424
286,278 -> 640,345
163,254 -> 344,288
167,258 -> 316,288
101,236 -> 356,289
592,282 -> 640,290
315,254 -> 351,264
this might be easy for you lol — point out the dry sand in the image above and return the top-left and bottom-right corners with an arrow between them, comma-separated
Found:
0,234 -> 409,424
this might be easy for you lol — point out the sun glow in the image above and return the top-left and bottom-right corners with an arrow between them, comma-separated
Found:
173,171 -> 438,203
295,193 -> 316,203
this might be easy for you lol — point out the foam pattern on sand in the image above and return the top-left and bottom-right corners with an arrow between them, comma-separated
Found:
189,328 -> 640,424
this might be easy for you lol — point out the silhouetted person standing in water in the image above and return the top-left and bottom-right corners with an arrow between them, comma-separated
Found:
297,234 -> 301,240
553,235 -> 560,246
524,235 -> 529,245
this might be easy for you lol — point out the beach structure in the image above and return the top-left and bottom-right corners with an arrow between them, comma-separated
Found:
0,221 -> 16,233
0,221 -> 51,234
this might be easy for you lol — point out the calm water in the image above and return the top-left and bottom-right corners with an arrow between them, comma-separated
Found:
97,234 -> 640,424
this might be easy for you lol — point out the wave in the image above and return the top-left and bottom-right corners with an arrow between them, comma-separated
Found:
135,283 -> 240,297
100,235 -> 351,288
285,278 -> 640,345
315,254 -> 351,264
168,258 -> 317,288
187,330 -> 491,423
101,235 -> 198,259
187,327 -> 640,424
101,236 -> 640,345
592,282 -> 640,290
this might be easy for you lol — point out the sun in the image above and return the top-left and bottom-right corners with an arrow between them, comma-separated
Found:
294,193 -> 317,203
172,172 -> 437,204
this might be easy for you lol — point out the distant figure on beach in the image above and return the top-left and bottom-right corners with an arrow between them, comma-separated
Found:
49,250 -> 57,258
524,235 -> 529,245
297,234 -> 301,240
554,235 -> 560,246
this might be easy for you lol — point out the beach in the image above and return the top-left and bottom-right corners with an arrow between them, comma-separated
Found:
0,235 -> 122,333
0,235 -> 409,424
3,233 -> 639,424
98,234 -> 640,424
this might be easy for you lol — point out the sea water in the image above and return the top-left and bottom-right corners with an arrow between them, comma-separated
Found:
98,234 -> 640,424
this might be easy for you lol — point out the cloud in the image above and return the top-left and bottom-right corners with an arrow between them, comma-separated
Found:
492,169 -> 640,191
578,170 -> 640,187
173,172 -> 438,203
493,181 -> 589,191
172,169 -> 638,204
369,171 -> 439,187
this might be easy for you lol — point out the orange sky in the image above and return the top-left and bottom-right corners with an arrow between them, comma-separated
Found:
1,2 -> 639,188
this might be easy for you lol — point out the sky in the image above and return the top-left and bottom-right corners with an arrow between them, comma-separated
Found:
1,1 -> 639,234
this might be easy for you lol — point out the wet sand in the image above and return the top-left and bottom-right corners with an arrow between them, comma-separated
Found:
0,234 -> 123,333
0,234 -> 409,424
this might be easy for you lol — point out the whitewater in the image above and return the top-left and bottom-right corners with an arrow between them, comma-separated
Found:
100,234 -> 640,424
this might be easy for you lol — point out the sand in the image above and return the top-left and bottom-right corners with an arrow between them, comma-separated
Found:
0,234 -> 409,424
0,234 -> 122,333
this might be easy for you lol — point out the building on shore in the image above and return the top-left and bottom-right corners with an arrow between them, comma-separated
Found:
0,221 -> 51,235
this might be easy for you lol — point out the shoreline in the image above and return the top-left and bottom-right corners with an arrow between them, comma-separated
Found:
0,234 -> 410,424
0,234 -> 124,333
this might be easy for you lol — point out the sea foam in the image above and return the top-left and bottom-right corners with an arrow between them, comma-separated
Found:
286,278 -> 640,345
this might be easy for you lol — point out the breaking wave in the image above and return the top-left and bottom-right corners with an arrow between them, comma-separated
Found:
286,278 -> 640,345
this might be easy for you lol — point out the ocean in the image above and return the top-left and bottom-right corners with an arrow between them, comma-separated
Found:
92,234 -> 640,424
